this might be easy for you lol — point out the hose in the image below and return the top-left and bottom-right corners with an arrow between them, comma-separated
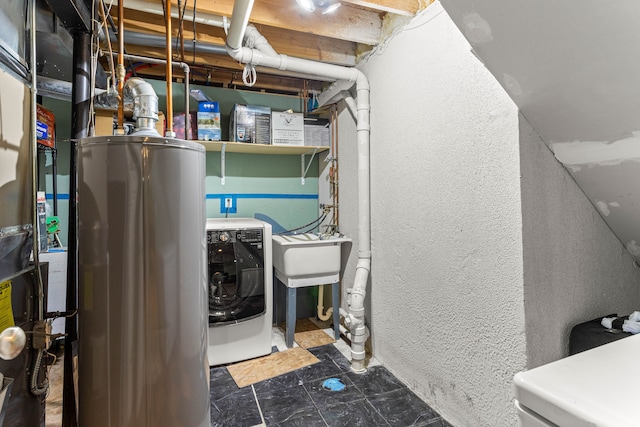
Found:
29,349 -> 49,396
274,212 -> 327,235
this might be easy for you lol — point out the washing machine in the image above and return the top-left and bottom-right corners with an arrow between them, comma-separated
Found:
206,218 -> 273,366
514,334 -> 640,426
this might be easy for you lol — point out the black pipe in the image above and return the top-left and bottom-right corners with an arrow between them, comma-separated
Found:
62,29 -> 90,427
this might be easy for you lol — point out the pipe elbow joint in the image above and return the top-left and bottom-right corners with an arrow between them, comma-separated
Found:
225,45 -> 244,62
124,77 -> 159,121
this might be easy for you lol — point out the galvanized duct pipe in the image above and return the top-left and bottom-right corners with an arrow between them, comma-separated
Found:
92,76 -> 162,136
123,77 -> 160,135
116,0 -> 226,29
112,30 -> 228,56
226,7 -> 372,373
112,52 -> 191,138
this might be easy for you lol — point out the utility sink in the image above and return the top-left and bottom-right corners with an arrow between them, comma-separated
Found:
272,233 -> 351,288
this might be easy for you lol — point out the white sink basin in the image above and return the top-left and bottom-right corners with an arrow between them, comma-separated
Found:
272,233 -> 351,287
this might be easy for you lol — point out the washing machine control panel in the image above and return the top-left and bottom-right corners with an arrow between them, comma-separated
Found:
207,228 -> 263,244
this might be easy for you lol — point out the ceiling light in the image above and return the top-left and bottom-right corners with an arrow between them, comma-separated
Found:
296,0 -> 316,13
322,2 -> 341,14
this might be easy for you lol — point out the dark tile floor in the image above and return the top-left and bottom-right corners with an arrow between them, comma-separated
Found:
210,344 -> 452,427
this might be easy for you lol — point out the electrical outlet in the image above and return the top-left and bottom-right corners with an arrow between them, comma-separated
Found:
219,196 -> 237,214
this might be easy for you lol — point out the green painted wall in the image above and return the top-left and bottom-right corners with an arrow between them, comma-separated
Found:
41,82 -> 319,245
147,80 -> 306,141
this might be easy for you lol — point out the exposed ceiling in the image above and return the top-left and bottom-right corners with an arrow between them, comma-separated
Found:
40,0 -> 430,95
441,0 -> 640,262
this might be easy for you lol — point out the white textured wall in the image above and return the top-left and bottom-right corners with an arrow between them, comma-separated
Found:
519,116 -> 640,368
340,4 -> 526,425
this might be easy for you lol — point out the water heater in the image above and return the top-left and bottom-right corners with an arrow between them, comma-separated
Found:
77,135 -> 210,427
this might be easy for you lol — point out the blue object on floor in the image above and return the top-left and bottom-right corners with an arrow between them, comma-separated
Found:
322,378 -> 346,392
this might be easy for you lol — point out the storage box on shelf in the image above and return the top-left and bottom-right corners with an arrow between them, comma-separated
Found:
229,104 -> 272,145
271,111 -> 304,146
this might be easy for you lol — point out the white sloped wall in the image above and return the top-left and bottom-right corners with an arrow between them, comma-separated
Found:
337,2 -> 640,425
519,115 -> 640,369
341,4 -> 526,425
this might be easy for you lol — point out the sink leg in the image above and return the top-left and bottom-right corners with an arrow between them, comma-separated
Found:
286,287 -> 296,348
332,282 -> 340,340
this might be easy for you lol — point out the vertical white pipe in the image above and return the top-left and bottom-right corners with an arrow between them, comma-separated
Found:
226,0 -> 255,50
225,17 -> 373,372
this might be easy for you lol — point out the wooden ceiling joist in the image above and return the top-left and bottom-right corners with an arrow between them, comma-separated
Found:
120,9 -> 358,66
128,0 -> 383,45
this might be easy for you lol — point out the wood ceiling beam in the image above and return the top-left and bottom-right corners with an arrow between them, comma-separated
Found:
340,0 -> 424,16
119,45 -> 327,91
128,0 -> 382,45
130,65 -> 322,94
118,10 -> 357,66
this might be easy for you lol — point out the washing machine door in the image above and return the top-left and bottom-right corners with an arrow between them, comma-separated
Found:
208,228 -> 265,324
514,334 -> 640,427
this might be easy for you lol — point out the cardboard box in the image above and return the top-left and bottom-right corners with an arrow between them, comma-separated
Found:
156,112 -> 166,136
304,124 -> 331,147
197,102 -> 221,141
94,110 -> 165,136
272,111 -> 304,146
173,112 -> 197,140
230,104 -> 271,144
36,104 -> 55,148
94,109 -> 115,136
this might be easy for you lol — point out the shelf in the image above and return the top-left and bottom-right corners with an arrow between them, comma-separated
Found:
197,140 -> 330,155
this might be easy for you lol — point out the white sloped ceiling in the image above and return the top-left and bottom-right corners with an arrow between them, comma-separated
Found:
441,0 -> 640,261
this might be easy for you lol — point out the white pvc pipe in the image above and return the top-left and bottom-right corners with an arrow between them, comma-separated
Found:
225,7 -> 372,372
317,284 -> 333,321
226,0 -> 255,50
244,25 -> 278,56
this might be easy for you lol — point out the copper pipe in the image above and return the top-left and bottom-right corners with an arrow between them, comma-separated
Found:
331,104 -> 340,230
165,0 -> 174,136
117,0 -> 125,132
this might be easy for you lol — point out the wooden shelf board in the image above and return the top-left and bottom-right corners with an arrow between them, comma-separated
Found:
197,140 -> 330,155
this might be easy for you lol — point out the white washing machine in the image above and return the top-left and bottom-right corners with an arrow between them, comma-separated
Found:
514,334 -> 640,426
206,218 -> 272,366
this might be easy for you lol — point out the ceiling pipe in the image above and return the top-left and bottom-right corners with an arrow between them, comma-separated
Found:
226,8 -> 372,373
165,0 -> 175,137
114,30 -> 228,56
117,0 -> 125,133
226,0 -> 255,50
116,30 -> 332,82
115,0 -> 226,29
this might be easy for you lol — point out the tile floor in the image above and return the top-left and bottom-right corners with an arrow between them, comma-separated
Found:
45,327 -> 452,427
211,336 -> 451,427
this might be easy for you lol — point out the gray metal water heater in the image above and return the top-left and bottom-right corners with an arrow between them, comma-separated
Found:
77,135 -> 210,427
